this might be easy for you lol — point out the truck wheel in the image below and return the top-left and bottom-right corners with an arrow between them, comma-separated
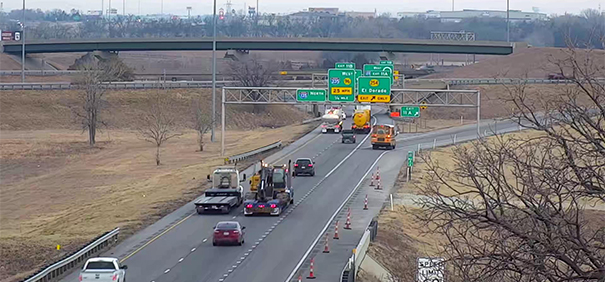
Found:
372,145 -> 378,150
213,242 -> 217,246
290,199 -> 294,204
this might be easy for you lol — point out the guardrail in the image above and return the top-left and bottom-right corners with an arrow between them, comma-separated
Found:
302,117 -> 322,124
225,140 -> 282,164
23,227 -> 120,282
0,80 -> 318,90
340,218 -> 379,282
4,78 -> 604,91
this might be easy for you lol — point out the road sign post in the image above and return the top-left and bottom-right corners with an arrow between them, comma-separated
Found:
296,89 -> 326,102
407,151 -> 414,167
355,69 -> 362,94
328,69 -> 355,102
401,106 -> 420,118
358,76 -> 391,103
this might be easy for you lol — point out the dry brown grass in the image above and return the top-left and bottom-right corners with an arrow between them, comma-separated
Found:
396,118 -> 475,134
0,87 -> 315,281
0,88 -> 311,131
427,47 -> 605,79
370,128 -> 605,280
0,124 -> 314,282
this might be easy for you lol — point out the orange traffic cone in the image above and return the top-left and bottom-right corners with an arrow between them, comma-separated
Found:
344,208 -> 352,230
376,167 -> 380,180
323,233 -> 330,253
375,178 -> 382,190
307,258 -> 317,279
363,195 -> 368,210
333,221 -> 340,239
369,173 -> 375,186
298,275 -> 302,282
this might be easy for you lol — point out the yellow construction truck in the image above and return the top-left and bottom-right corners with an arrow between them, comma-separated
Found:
352,105 -> 371,134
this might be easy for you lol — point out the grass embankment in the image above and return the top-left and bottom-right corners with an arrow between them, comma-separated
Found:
0,88 -> 315,282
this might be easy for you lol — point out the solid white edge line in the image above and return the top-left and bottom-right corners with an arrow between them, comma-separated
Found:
284,151 -> 388,282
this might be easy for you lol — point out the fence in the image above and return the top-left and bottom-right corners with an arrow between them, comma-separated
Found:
225,141 -> 282,164
23,228 -> 120,282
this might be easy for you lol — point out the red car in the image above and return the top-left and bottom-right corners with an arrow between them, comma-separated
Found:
213,221 -> 245,246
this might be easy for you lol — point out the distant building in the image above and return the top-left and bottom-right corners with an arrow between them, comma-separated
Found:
289,7 -> 375,20
397,9 -> 547,22
345,11 -> 375,19
308,7 -> 339,14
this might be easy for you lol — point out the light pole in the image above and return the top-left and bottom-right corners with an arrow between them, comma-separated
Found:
506,0 -> 510,42
211,0 -> 217,142
21,0 -> 25,83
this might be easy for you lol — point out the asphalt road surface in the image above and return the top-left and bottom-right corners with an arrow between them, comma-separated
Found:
61,110 -> 521,282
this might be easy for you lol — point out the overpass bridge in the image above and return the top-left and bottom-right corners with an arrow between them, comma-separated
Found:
2,37 -> 514,55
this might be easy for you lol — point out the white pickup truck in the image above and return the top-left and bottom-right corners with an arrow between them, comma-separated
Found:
79,257 -> 127,282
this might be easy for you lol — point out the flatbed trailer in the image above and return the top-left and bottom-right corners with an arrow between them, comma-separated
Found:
195,189 -> 243,214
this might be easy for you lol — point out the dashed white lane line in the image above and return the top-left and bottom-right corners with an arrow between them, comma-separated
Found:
164,269 -> 170,274
178,258 -> 184,262
202,238 -> 207,243
191,247 -> 196,252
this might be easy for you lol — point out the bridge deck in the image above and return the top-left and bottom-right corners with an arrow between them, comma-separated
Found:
2,37 -> 513,55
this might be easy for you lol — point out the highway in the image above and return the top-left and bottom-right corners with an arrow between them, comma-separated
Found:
61,108 -> 522,282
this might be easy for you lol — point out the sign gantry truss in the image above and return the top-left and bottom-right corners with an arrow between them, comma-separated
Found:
223,87 -> 479,108
221,87 -> 481,155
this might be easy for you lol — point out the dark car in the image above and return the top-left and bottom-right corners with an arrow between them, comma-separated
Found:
213,221 -> 245,246
293,158 -> 315,176
341,129 -> 356,144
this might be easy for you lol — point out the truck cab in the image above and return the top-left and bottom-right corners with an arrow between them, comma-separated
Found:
79,257 -> 127,282
371,124 -> 397,150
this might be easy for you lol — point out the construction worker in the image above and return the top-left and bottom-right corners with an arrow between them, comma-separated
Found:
250,169 -> 261,191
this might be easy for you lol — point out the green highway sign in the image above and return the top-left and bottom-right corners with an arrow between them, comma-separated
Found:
401,106 -> 420,117
358,76 -> 391,103
407,151 -> 414,167
335,62 -> 355,69
363,64 -> 394,83
296,89 -> 326,102
328,69 -> 356,102
380,60 -> 393,65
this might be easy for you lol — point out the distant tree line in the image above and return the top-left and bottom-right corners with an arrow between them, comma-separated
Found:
1,8 -> 604,48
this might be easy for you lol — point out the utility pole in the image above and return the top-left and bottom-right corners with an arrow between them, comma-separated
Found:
21,0 -> 25,83
506,0 -> 510,42
122,0 -> 125,15
211,0 -> 217,142
187,6 -> 191,19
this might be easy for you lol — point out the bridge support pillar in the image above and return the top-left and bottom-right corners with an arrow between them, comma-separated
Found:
379,52 -> 395,61
224,49 -> 250,61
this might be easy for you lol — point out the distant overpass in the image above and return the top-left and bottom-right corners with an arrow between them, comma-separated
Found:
2,37 -> 514,55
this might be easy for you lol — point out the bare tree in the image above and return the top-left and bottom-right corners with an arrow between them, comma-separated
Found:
192,98 -> 212,152
225,55 -> 281,113
138,90 -> 181,165
416,46 -> 605,282
73,54 -> 133,146
226,55 -> 279,87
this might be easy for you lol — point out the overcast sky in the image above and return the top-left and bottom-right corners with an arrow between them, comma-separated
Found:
2,0 -> 603,16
